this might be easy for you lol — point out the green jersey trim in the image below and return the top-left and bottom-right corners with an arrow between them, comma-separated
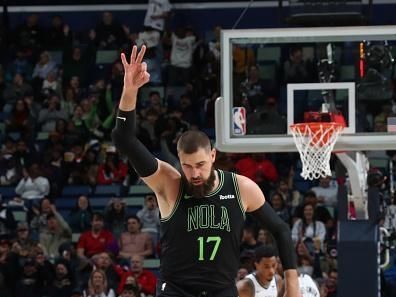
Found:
232,173 -> 246,219
205,169 -> 224,197
160,180 -> 183,222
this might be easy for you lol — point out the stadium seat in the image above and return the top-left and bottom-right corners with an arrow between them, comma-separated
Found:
61,185 -> 91,197
89,198 -> 109,208
56,198 -> 77,209
144,258 -> 160,269
124,197 -> 145,207
0,112 -> 10,122
94,184 -> 121,197
36,132 -> 49,141
96,50 -> 118,64
12,210 -> 27,222
0,187 -> 16,199
128,185 -> 153,196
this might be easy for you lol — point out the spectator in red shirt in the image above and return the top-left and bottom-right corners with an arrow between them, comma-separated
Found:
235,153 -> 278,183
117,254 -> 156,296
77,212 -> 116,258
235,153 -> 278,198
97,147 -> 128,185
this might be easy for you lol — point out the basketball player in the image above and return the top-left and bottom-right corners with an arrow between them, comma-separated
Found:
112,45 -> 300,297
296,273 -> 320,297
237,245 -> 283,297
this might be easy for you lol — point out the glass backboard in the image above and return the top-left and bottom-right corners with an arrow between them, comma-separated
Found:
216,26 -> 396,152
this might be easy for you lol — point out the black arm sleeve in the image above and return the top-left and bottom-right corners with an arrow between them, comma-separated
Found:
249,202 -> 297,270
111,109 -> 158,177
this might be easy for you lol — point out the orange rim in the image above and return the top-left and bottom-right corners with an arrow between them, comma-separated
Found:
290,122 -> 344,147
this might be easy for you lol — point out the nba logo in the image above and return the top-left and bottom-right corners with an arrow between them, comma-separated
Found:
233,107 -> 246,135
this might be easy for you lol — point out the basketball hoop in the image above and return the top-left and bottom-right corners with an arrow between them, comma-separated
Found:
290,122 -> 344,180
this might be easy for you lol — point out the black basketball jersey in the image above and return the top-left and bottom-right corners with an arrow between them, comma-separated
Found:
159,170 -> 245,291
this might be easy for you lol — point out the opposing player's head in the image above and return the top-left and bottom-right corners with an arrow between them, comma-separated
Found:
254,245 -> 278,283
177,130 -> 216,198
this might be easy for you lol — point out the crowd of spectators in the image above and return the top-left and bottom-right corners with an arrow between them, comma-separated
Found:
0,4 -> 395,297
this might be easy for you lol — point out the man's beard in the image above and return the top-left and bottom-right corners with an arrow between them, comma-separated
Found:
183,167 -> 216,198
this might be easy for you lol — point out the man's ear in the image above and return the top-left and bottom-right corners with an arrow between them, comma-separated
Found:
211,148 -> 217,162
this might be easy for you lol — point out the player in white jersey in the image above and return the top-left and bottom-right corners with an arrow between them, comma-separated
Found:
297,273 -> 320,297
237,245 -> 283,297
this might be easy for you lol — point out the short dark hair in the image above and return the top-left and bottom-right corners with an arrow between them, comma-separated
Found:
46,213 -> 56,221
92,212 -> 104,221
149,90 -> 160,98
254,245 -> 277,263
126,214 -> 140,224
177,130 -> 211,154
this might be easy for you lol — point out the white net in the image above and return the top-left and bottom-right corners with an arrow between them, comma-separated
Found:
290,123 -> 343,180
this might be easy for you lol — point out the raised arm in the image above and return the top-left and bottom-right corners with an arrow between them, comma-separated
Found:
111,45 -> 181,212
237,174 -> 301,297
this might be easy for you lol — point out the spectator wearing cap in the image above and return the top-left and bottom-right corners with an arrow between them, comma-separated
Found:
47,259 -> 74,297
77,212 -> 116,258
97,147 -> 128,185
39,204 -> 72,260
105,198 -> 129,239
11,221 -> 37,258
119,215 -> 153,260
136,194 -> 160,251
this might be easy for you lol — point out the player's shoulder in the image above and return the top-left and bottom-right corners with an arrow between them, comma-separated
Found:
237,276 -> 255,290
234,173 -> 264,197
234,173 -> 258,187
